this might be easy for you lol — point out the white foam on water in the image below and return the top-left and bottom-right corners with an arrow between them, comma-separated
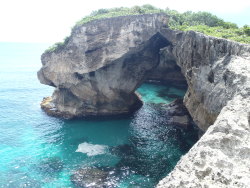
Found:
76,142 -> 108,156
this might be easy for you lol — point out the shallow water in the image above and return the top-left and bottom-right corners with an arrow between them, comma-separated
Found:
0,43 -> 199,188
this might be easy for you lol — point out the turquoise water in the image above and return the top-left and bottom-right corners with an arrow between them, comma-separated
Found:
0,43 -> 198,188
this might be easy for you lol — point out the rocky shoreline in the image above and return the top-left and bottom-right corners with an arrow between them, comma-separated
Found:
38,14 -> 250,187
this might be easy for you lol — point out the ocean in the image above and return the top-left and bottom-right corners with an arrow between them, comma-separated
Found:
0,42 -> 198,188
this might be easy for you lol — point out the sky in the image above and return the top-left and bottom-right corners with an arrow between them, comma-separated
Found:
0,0 -> 250,44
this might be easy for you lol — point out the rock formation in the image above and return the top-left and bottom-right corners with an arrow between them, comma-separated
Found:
160,29 -> 250,131
157,96 -> 250,188
38,13 -> 169,118
38,13 -> 250,187
156,29 -> 250,188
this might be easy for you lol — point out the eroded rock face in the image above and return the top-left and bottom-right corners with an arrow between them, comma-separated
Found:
156,30 -> 250,187
160,29 -> 250,131
157,96 -> 250,188
38,13 -> 250,187
38,13 -> 170,118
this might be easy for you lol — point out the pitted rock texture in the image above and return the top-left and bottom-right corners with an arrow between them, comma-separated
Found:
160,29 -> 250,131
38,13 -> 169,118
156,30 -> 250,187
157,96 -> 250,188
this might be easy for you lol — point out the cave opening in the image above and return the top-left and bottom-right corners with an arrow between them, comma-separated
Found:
128,32 -> 195,131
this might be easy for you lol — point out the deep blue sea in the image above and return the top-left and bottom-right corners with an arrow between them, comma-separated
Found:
0,43 -> 198,188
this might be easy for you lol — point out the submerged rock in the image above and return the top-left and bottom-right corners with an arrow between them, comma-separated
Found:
71,167 -> 108,188
171,115 -> 190,129
109,144 -> 135,158
36,157 -> 63,175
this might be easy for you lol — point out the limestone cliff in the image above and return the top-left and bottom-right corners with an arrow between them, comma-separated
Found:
38,13 -> 169,118
160,29 -> 250,131
38,13 -> 250,187
157,30 -> 250,188
157,96 -> 250,188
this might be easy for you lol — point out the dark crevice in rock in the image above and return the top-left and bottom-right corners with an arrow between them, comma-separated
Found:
208,71 -> 214,83
146,44 -> 188,89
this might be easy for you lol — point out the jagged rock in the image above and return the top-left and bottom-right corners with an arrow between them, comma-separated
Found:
38,13 -> 250,131
159,29 -> 250,131
162,98 -> 190,117
160,99 -> 193,129
157,96 -> 250,188
156,30 -> 250,188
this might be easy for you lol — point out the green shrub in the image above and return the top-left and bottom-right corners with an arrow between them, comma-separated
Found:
46,5 -> 249,52
243,25 -> 250,36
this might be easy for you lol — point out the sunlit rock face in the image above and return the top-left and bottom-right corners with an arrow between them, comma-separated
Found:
38,13 -> 170,118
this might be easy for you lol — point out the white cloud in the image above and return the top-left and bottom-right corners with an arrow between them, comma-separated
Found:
0,0 -> 249,43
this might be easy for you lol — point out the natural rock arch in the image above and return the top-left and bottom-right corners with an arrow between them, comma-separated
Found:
38,13 -> 250,131
38,14 -> 172,118
38,13 -> 250,187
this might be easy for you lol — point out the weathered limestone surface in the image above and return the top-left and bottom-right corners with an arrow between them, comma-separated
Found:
38,14 -> 250,187
38,14 -> 169,118
160,29 -> 250,131
157,30 -> 250,188
157,96 -> 250,188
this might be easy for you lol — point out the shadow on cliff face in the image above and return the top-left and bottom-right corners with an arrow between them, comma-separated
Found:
145,44 -> 188,90
39,32 -> 179,119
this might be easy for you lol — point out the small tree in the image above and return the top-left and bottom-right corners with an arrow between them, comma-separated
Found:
243,25 -> 250,36
131,6 -> 145,14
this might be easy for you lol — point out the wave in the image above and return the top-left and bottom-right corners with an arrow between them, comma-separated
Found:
76,142 -> 108,156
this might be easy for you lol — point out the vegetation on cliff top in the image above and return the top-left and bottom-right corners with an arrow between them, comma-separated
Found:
46,5 -> 250,52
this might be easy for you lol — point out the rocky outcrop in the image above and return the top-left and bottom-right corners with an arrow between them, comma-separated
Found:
38,13 -> 250,187
162,98 -> 194,129
38,13 -> 250,130
160,29 -> 250,131
157,96 -> 250,188
38,13 -> 169,118
156,30 -> 250,188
